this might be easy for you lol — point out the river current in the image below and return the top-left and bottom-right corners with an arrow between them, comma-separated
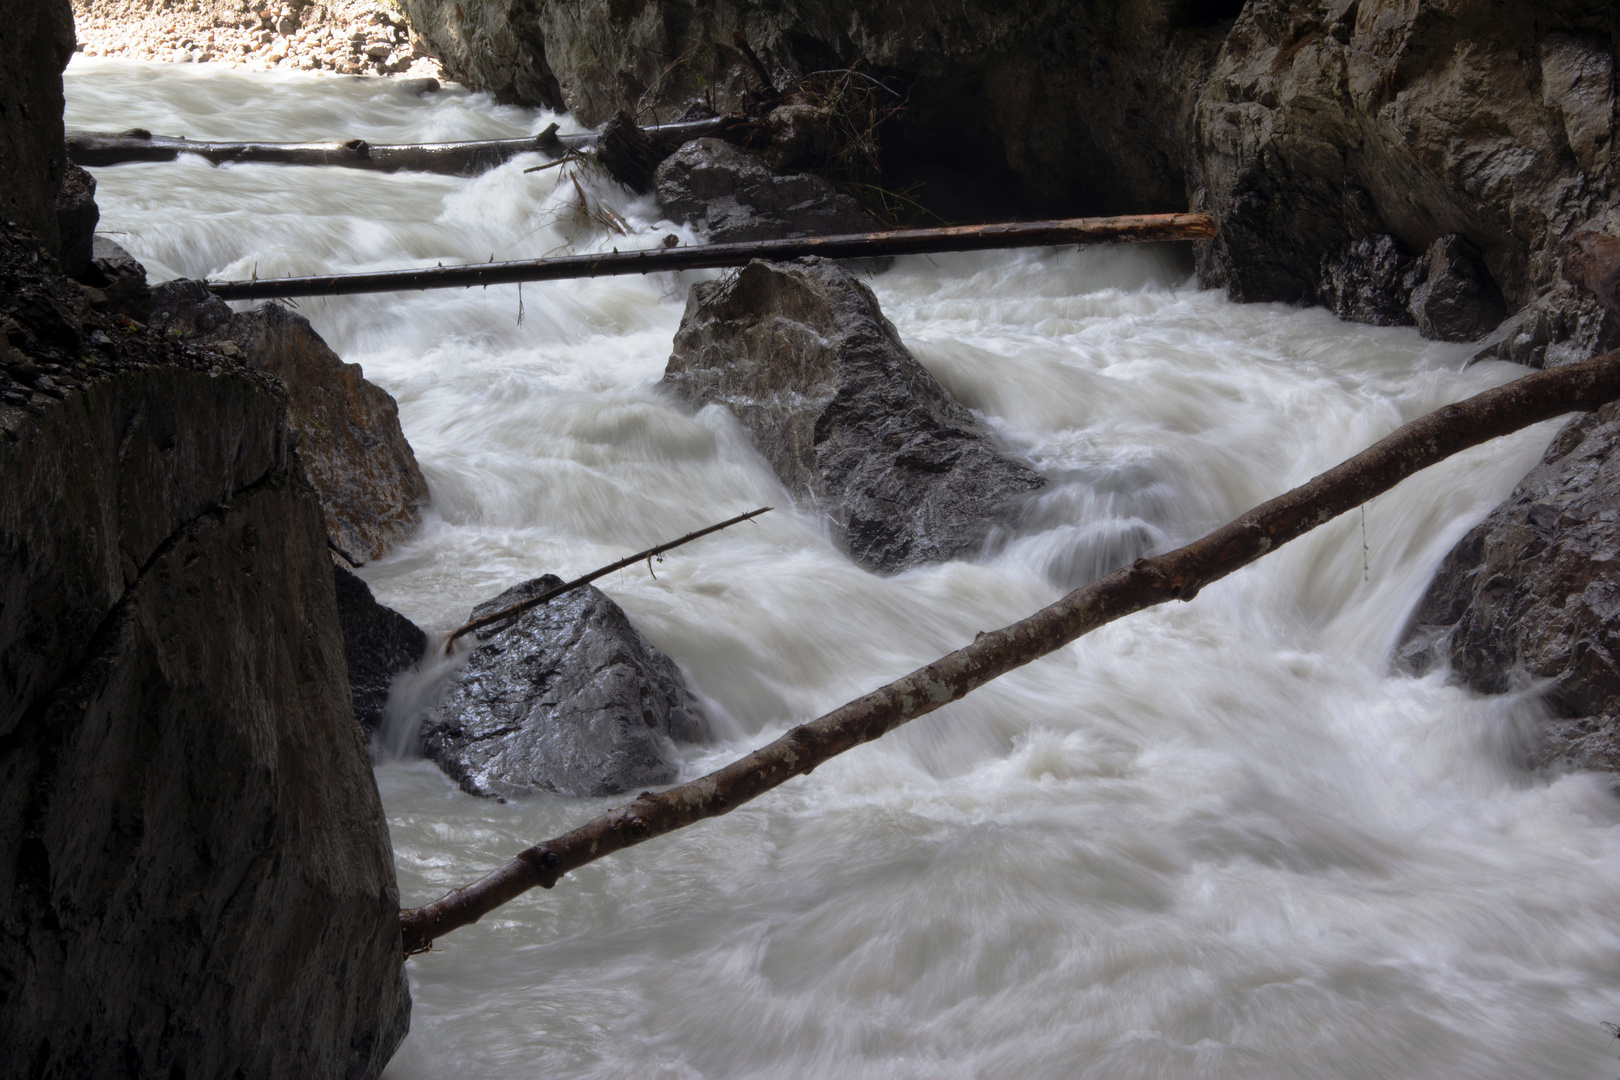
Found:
66,58 -> 1620,1078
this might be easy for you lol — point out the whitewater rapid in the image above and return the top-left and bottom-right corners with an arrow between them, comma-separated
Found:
67,58 -> 1620,1079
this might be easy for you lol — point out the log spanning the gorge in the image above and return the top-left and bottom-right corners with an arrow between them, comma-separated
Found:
398,346 -> 1620,955
208,214 -> 1217,301
64,116 -> 729,175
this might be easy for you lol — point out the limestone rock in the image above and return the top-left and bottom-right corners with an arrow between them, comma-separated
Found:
53,163 -> 98,281
1317,234 -> 1416,327
421,575 -> 710,798
151,280 -> 429,562
664,257 -> 1045,572
334,565 -> 427,733
1401,401 -> 1620,773
1406,235 -> 1507,343
655,138 -> 876,243
0,218 -> 409,1079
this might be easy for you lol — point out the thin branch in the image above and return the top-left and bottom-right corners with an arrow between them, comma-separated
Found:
400,347 -> 1620,954
443,507 -> 774,652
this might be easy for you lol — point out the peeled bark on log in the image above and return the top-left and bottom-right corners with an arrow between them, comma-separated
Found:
208,213 -> 1217,301
64,117 -> 729,175
399,346 -> 1620,955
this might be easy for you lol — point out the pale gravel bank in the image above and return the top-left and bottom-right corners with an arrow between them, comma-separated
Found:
72,0 -> 442,79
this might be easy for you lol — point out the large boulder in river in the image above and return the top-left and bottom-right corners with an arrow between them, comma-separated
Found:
1400,401 -> 1620,773
664,257 -> 1045,572
654,138 -> 877,243
0,219 -> 408,1077
151,280 -> 429,562
421,575 -> 710,798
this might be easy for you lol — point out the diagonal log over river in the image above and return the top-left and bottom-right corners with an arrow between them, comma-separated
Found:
68,57 -> 1620,1079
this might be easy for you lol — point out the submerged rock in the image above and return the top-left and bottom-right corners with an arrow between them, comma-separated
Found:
151,280 -> 429,562
664,257 -> 1044,572
1400,402 -> 1620,772
421,575 -> 710,798
654,138 -> 876,243
334,564 -> 427,733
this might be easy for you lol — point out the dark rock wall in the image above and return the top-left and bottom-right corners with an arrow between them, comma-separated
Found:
0,0 -> 76,253
395,0 -> 1229,220
0,224 -> 410,1076
1402,402 -> 1620,773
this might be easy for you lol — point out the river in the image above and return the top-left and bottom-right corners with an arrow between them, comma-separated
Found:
66,57 -> 1620,1079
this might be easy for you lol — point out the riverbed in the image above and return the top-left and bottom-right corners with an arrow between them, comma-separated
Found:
67,57 -> 1620,1079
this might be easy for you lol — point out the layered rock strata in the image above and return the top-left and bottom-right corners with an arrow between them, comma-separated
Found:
0,218 -> 409,1078
152,279 -> 429,562
663,257 -> 1044,572
421,575 -> 710,798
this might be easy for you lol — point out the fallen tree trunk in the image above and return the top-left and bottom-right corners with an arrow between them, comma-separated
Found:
399,346 -> 1620,955
64,116 -> 729,175
208,213 -> 1217,301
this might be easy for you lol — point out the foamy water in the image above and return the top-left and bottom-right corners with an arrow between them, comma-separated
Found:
68,57 -> 1620,1079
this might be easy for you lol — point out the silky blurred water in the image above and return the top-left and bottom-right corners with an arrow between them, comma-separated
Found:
68,57 -> 1620,1079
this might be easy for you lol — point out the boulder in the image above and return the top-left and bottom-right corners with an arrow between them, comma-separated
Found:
0,217 -> 409,1079
1400,401 -> 1620,773
420,575 -> 710,798
53,163 -> 98,281
664,257 -> 1045,572
151,280 -> 429,562
1317,234 -> 1416,327
654,138 -> 877,243
1406,235 -> 1507,343
80,235 -> 151,322
334,564 -> 427,733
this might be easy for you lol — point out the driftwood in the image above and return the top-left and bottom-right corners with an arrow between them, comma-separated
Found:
64,117 -> 729,175
443,506 -> 773,652
207,213 -> 1217,301
398,346 -> 1620,955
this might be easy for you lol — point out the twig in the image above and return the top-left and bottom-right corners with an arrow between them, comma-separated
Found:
442,507 -> 773,653
399,346 -> 1620,954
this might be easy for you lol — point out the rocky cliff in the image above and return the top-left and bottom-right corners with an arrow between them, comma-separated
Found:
0,221 -> 409,1075
0,0 -> 76,253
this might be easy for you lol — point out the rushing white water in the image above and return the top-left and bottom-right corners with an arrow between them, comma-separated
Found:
67,57 -> 1620,1079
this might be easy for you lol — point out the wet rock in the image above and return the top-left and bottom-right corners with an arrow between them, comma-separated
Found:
1401,401 -> 1620,773
664,257 -> 1045,572
420,576 -> 710,798
334,564 -> 427,733
54,163 -> 99,281
1406,235 -> 1507,343
654,138 -> 877,243
1564,231 -> 1620,317
151,280 -> 429,561
0,217 -> 409,1079
1317,234 -> 1415,327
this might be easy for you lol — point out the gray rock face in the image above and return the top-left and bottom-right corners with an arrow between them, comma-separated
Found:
1401,401 -> 1620,773
152,280 -> 430,562
1407,235 -> 1507,343
421,576 -> 710,798
1317,234 -> 1416,326
53,163 -> 98,281
664,257 -> 1045,572
0,0 -> 75,253
335,565 -> 427,733
655,138 -> 877,242
0,220 -> 409,1078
